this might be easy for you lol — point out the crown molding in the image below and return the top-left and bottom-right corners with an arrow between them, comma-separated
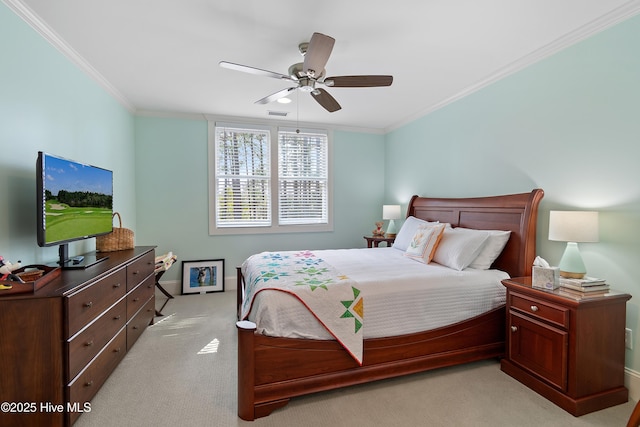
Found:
386,0 -> 640,133
3,0 -> 136,112
134,110 -> 385,135
5,0 -> 639,133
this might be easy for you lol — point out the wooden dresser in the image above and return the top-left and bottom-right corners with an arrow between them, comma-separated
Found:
0,246 -> 155,426
501,277 -> 631,416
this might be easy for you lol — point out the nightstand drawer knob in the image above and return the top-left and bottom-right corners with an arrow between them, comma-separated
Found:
511,326 -> 518,332
530,305 -> 539,312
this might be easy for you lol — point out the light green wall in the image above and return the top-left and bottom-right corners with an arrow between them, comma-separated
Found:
0,3 -> 136,265
4,0 -> 640,373
385,15 -> 640,370
133,116 -> 385,282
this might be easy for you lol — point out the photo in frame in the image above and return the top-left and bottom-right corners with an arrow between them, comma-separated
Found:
181,259 -> 225,295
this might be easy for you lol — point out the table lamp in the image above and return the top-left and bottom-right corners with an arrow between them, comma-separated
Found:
548,210 -> 599,279
383,205 -> 401,238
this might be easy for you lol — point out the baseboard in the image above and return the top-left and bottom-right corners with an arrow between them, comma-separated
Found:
626,367 -> 640,402
156,275 -> 236,297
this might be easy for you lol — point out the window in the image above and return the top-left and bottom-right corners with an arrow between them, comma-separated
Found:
209,121 -> 332,235
278,129 -> 328,225
214,125 -> 271,228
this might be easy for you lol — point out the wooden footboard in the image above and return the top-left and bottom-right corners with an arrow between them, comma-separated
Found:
237,306 -> 505,420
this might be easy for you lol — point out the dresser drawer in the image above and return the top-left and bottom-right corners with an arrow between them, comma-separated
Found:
66,269 -> 127,337
127,296 -> 155,351
127,251 -> 155,291
509,291 -> 570,329
126,274 -> 154,320
67,298 -> 126,380
67,328 -> 126,424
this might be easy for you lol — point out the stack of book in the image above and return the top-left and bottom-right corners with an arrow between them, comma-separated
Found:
559,276 -> 610,298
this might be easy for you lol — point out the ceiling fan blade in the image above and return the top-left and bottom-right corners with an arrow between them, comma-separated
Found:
255,87 -> 297,105
219,61 -> 295,82
303,33 -> 335,78
324,75 -> 393,87
311,88 -> 341,112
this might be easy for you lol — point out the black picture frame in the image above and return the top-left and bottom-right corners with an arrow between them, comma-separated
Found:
181,259 -> 225,294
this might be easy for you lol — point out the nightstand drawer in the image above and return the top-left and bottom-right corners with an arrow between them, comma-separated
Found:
509,292 -> 570,329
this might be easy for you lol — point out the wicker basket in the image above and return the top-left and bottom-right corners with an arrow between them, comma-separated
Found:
96,212 -> 134,252
15,269 -> 44,282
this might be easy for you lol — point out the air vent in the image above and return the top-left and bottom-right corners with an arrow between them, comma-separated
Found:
268,111 -> 288,117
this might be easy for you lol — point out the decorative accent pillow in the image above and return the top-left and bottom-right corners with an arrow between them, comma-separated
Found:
468,230 -> 511,270
433,227 -> 490,271
404,224 -> 446,263
392,216 -> 440,251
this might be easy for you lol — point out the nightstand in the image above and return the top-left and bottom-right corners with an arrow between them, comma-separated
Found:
363,236 -> 395,248
500,277 -> 631,416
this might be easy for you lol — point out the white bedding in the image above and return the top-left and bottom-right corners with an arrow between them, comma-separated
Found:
244,247 -> 508,340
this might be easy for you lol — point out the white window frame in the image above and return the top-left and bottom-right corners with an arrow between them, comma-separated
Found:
208,120 -> 333,235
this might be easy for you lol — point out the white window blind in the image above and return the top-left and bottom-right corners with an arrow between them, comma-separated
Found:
214,125 -> 271,227
278,129 -> 328,225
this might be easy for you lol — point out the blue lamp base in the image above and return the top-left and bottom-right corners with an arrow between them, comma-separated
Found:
386,220 -> 397,238
558,242 -> 587,279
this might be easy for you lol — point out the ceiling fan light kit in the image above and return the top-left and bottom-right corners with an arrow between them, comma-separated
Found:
219,32 -> 393,113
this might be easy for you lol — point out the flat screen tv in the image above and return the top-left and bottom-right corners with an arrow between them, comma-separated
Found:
37,152 -> 113,269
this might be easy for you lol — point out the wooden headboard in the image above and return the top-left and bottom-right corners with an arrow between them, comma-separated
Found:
406,189 -> 544,278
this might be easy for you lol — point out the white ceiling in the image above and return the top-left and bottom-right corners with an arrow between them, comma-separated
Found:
7,0 -> 640,132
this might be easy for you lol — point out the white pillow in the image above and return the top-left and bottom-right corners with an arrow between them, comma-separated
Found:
404,224 -> 446,263
468,230 -> 511,270
392,216 -> 439,251
433,227 -> 490,271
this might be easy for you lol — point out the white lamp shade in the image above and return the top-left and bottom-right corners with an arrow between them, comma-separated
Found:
382,205 -> 401,220
548,211 -> 599,243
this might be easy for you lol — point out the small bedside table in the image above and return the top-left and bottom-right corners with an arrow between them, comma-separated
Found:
500,277 -> 631,416
363,236 -> 395,248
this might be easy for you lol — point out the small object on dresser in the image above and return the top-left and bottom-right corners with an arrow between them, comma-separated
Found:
15,268 -> 44,282
0,256 -> 23,283
96,212 -> 135,252
0,264 -> 61,295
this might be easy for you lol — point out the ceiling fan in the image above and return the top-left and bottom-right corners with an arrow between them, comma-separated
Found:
219,32 -> 393,113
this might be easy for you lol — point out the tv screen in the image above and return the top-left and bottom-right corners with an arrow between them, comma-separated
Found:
37,152 -> 113,249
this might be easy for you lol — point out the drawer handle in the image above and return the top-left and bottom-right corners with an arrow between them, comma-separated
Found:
114,347 -> 121,353
114,315 -> 121,320
85,380 -> 93,387
133,297 -> 140,302
84,301 -> 93,308
85,340 -> 94,347
133,326 -> 139,330
132,270 -> 140,275
530,305 -> 539,312
511,326 -> 518,332
113,283 -> 121,288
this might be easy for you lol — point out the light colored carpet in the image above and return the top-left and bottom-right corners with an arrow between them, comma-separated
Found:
74,291 -> 635,427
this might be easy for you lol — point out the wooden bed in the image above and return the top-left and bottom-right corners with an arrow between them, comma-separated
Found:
235,189 -> 544,420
